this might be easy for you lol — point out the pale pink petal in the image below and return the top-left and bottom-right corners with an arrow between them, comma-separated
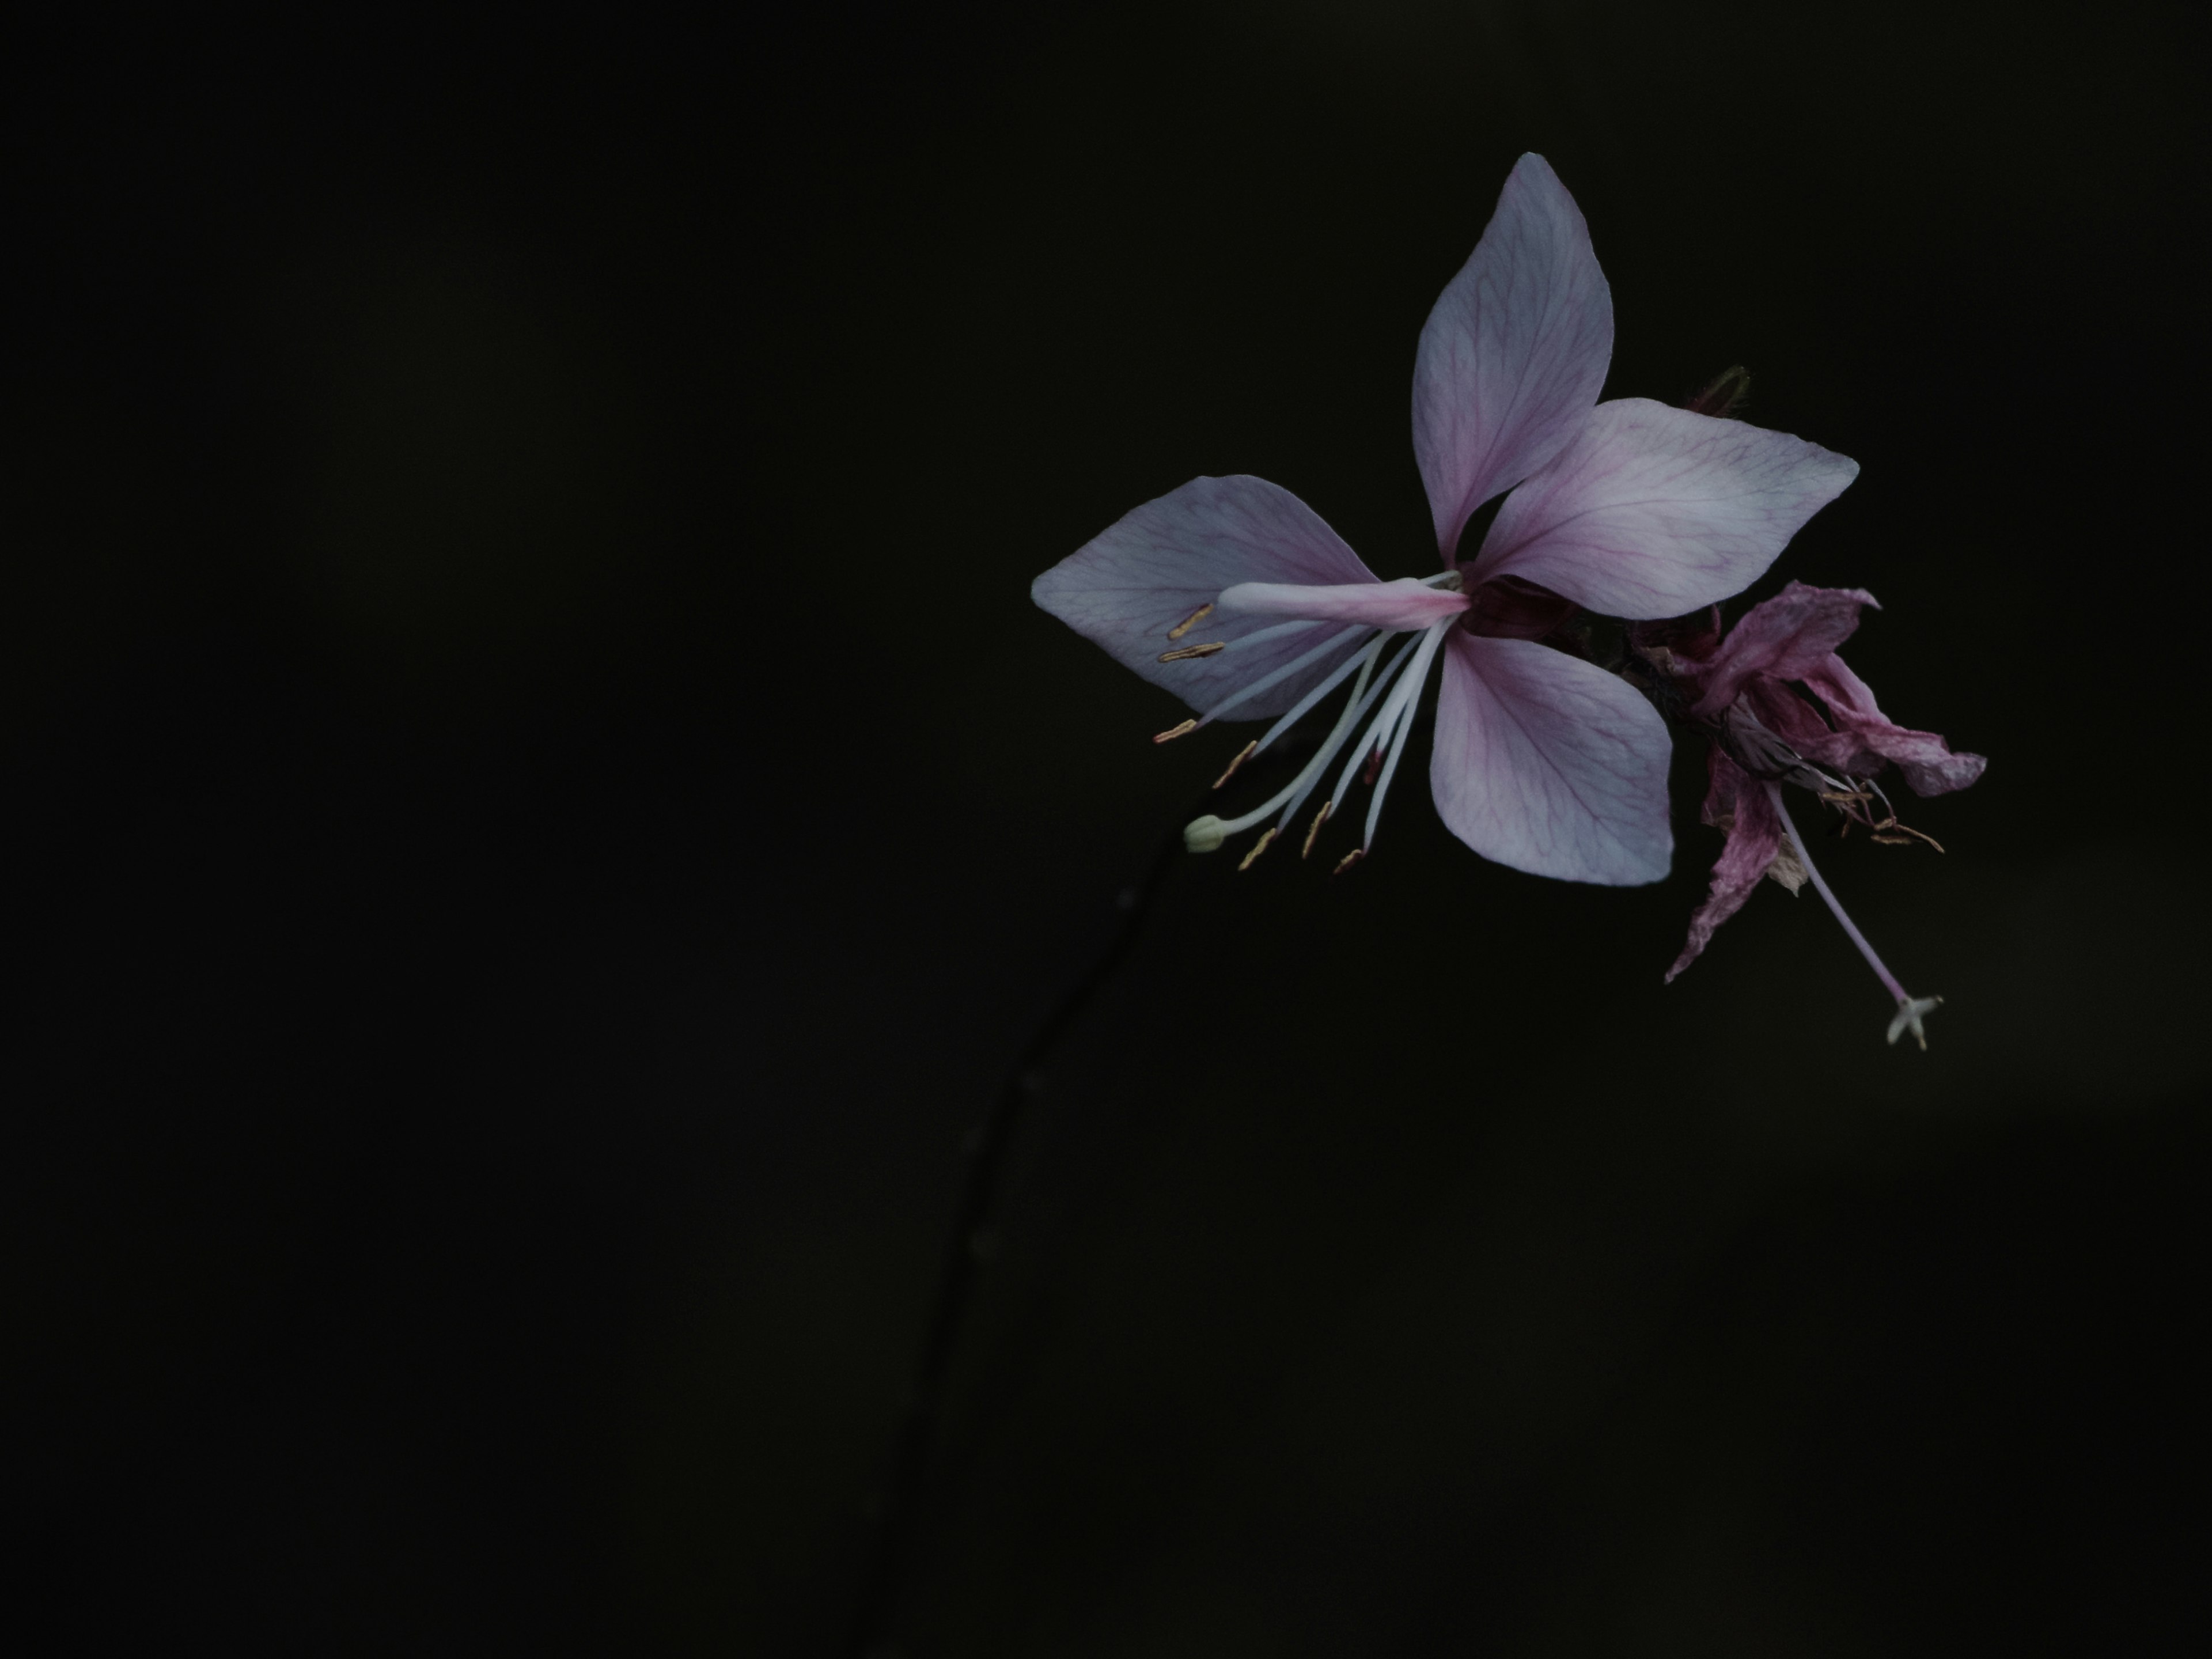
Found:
1032,475 -> 1380,717
1412,153 -> 1612,563
1470,399 -> 1859,618
1800,656 -> 1989,796
1688,581 -> 1880,717
1218,577 -> 1469,630
1666,752 -> 1783,980
1429,634 -> 1673,886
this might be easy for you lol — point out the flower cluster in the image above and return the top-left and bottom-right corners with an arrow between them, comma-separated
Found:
1032,154 -> 1982,1044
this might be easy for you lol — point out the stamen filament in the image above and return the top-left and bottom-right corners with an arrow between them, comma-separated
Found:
1272,632 -> 1423,835
1190,635 -> 1407,845
1362,622 -> 1449,848
1195,624 -> 1368,727
1217,619 -> 1321,653
1248,632 -> 1385,763
1329,621 -> 1444,827
1766,782 -> 1940,1047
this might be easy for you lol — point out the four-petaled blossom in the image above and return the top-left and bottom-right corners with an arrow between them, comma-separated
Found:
1032,152 -> 1859,884
1640,580 -> 1987,1046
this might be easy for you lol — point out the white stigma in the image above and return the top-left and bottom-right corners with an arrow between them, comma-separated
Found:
1767,782 -> 1944,1050
1886,995 -> 1943,1051
1184,816 -> 1228,853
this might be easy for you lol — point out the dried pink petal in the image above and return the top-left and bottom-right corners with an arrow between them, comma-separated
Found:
1800,655 -> 1989,796
1666,752 -> 1783,980
1687,581 -> 1878,718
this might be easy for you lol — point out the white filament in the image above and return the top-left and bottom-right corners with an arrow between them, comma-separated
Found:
1196,624 -> 1368,726
1197,638 -> 1403,840
1362,623 -> 1449,847
1249,631 -> 1386,761
1216,619 -> 1320,654
1328,619 -> 1447,832
1269,631 -> 1422,835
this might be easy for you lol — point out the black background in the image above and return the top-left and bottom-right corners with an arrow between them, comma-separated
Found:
6,4 -> 2206,1654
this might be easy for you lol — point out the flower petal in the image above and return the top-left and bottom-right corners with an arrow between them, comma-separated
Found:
1471,399 -> 1859,618
1429,634 -> 1673,885
1738,677 -> 1839,756
1412,153 -> 1612,563
1688,581 -> 1879,718
1666,752 -> 1783,981
1032,475 -> 1380,717
1218,577 -> 1469,631
1800,655 -> 1989,796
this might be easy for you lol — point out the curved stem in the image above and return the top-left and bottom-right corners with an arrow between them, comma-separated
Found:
843,781 -> 1218,1656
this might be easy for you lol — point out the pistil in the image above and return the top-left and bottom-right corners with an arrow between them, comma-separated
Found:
1764,782 -> 1942,1048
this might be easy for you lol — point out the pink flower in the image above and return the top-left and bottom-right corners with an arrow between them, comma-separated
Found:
1033,154 -> 1858,885
1642,581 -> 1987,1044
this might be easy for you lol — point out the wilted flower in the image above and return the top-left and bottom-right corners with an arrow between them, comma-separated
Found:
1637,581 -> 1987,1045
1032,153 -> 1858,885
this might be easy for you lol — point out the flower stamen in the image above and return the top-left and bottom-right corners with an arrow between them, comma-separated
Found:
1185,637 -> 1389,849
1153,719 -> 1198,744
1320,620 -> 1450,859
1301,801 -> 1332,859
1213,741 -> 1259,789
1191,624 -> 1369,728
1248,632 -> 1388,762
1269,633 -> 1419,839
1237,828 -> 1279,871
1165,602 -> 1214,640
1182,633 -> 1404,855
1361,622 -> 1449,850
1158,641 -> 1226,661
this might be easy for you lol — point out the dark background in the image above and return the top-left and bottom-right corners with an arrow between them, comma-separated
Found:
6,4 -> 2205,1654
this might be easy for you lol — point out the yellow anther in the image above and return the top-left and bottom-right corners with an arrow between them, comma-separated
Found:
1237,827 -> 1279,872
1158,641 -> 1226,662
1166,602 -> 1215,641
1332,847 -> 1366,876
1873,823 -> 1945,852
1153,719 -> 1198,744
1213,740 -> 1258,789
1300,801 -> 1332,859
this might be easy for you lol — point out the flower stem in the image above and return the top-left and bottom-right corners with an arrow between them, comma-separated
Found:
843,787 -> 1206,1657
